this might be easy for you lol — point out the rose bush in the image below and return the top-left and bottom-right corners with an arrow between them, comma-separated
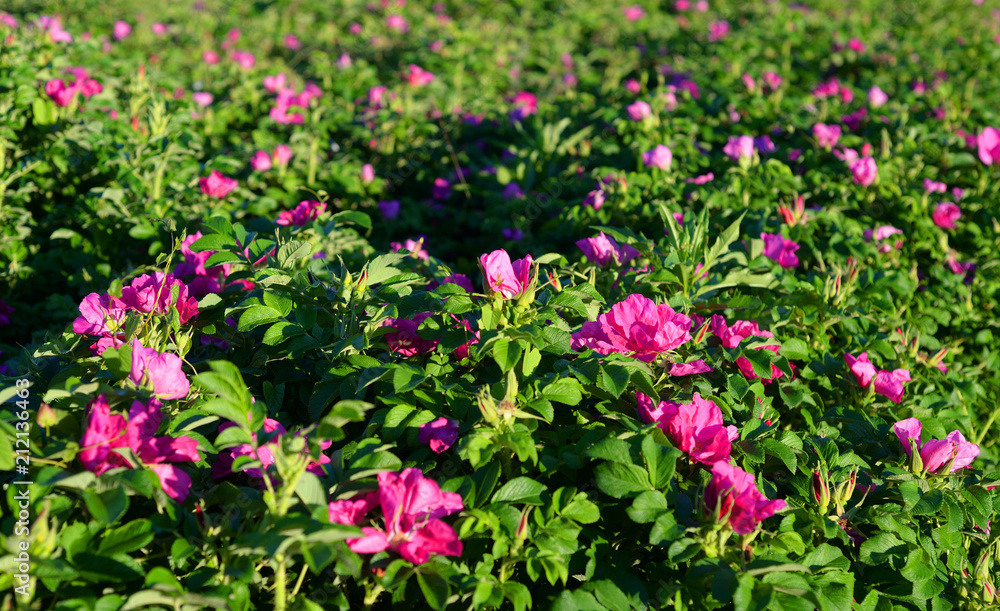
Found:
1,1 -> 999,610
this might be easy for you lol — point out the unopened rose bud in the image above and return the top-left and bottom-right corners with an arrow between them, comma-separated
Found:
477,388 -> 499,426
812,470 -> 830,512
515,507 -> 532,542
37,403 -> 57,428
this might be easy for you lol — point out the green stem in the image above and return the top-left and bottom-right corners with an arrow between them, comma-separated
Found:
274,555 -> 287,611
307,137 -> 319,186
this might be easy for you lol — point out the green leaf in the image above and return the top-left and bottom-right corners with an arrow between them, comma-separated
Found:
276,240 -> 313,267
32,97 -> 58,125
102,343 -> 133,380
503,582 -> 532,611
542,377 -> 583,405
594,462 -> 651,499
493,338 -> 522,372
491,477 -> 548,505
365,254 -> 405,285
627,490 -> 668,523
704,211 -> 746,269
238,305 -> 285,332
641,434 -> 680,489
416,570 -> 450,611
263,321 -> 305,346
779,338 -> 810,360
83,486 -> 129,525
859,532 -> 905,564
295,472 -> 327,507
0,429 -> 12,471
98,520 -> 154,555
332,210 -> 372,230
597,364 -> 631,398
522,347 -> 542,377
761,438 -> 797,474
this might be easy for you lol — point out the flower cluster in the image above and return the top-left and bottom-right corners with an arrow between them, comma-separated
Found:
893,417 -> 980,475
46,67 -> 102,107
276,200 -> 327,226
80,396 -> 201,501
844,352 -> 911,403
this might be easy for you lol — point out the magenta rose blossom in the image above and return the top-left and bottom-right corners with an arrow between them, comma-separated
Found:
704,462 -> 786,535
419,417 -> 459,453
760,232 -> 800,268
636,392 -> 737,465
571,294 -> 692,362
391,238 -> 430,262
843,352 -> 910,403
80,395 -> 200,502
328,492 -> 379,526
932,202 -> 961,229
200,170 -> 238,198
479,249 -> 534,300
723,136 -> 756,161
868,86 -> 888,107
575,233 -> 640,267
894,417 -> 980,474
382,313 -> 438,357
642,145 -> 673,170
977,127 -> 1000,165
129,340 -> 190,400
338,468 -> 463,565
849,156 -> 877,186
276,200 -> 326,226
813,123 -> 842,149
844,352 -> 877,387
213,416 -> 330,480
668,359 -> 713,376
120,272 -> 199,324
872,368 -> 911,404
626,101 -> 652,121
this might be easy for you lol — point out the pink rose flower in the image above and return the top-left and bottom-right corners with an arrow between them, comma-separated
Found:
576,233 -> 640,267
419,417 -> 459,453
844,352 -> 877,387
251,150 -> 272,171
894,417 -> 980,474
571,294 -> 692,362
276,200 -> 326,226
868,86 -> 888,107
642,144 -> 673,170
932,202 -> 961,229
626,101 -> 652,121
129,340 -> 190,400
977,127 -> 1000,165
112,20 -> 131,40
636,391 -> 737,465
272,144 -> 293,166
342,468 -> 463,565
192,92 -> 213,107
80,395 -> 200,502
849,156 -> 877,186
723,136 -> 756,161
813,123 -> 842,149
760,232 -> 800,268
668,359 -> 713,376
479,249 -> 533,299
704,462 -> 786,535
200,170 -> 238,198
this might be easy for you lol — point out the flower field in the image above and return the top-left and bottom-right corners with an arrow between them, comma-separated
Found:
2,0 -> 1000,609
